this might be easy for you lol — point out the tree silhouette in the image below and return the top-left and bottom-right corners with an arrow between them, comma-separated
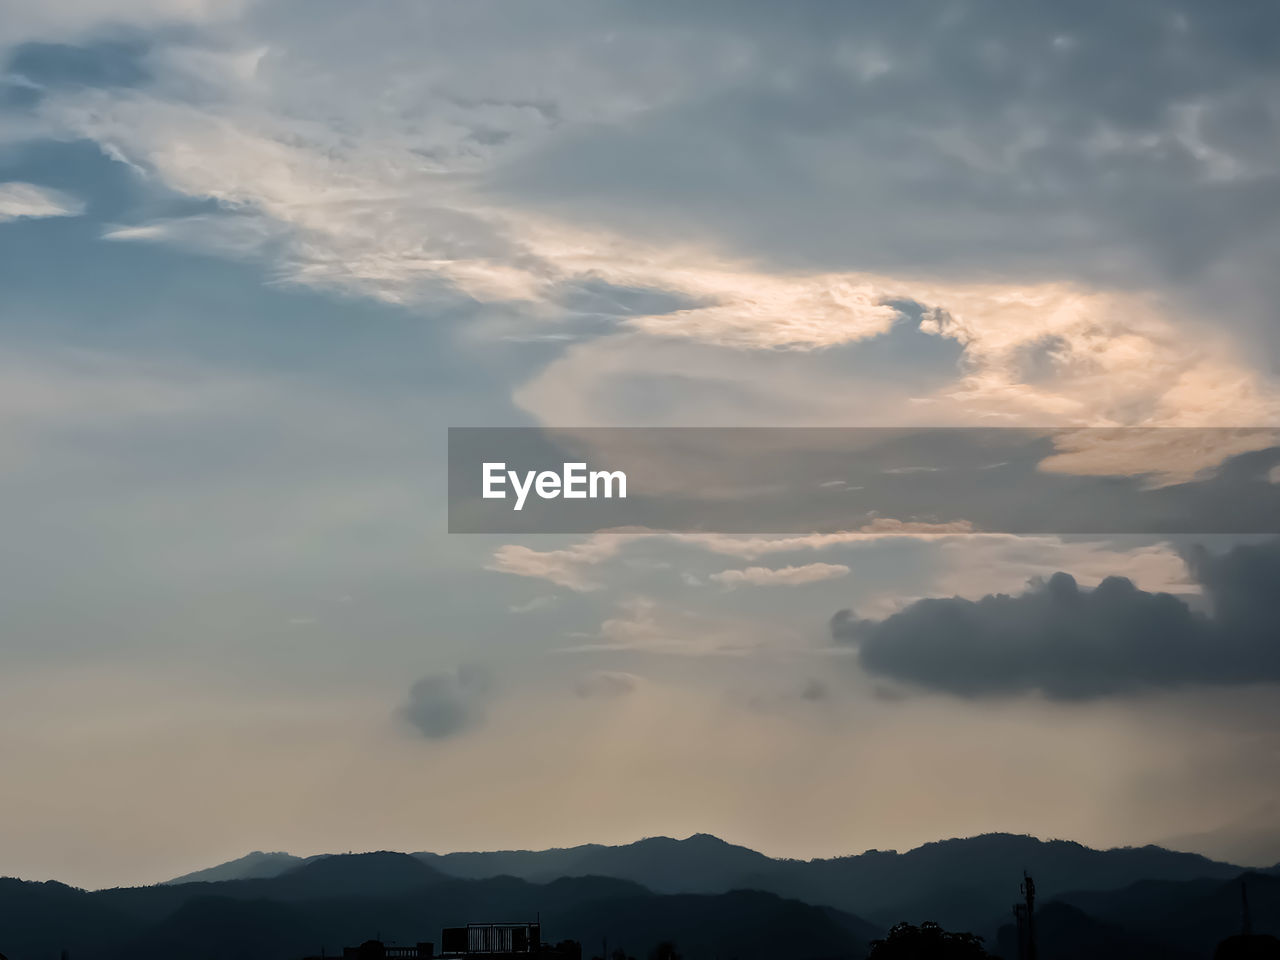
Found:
868,921 -> 996,960
648,941 -> 682,960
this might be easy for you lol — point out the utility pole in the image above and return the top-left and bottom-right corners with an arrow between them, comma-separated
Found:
1021,873 -> 1037,960
1012,873 -> 1037,960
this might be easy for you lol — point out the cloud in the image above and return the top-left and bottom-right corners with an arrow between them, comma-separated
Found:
0,181 -> 83,221
508,594 -> 559,614
709,562 -> 851,588
1039,427 -> 1280,488
0,0 -> 244,52
487,539 -> 626,591
561,597 -> 772,657
103,212 -> 284,259
830,538 -> 1280,699
513,285 -> 1280,432
486,524 -> 980,592
572,670 -> 639,700
20,5 -> 1280,438
399,665 -> 494,739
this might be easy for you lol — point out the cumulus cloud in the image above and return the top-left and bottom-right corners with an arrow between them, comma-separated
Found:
0,181 -> 83,221
831,538 -> 1280,699
709,562 -> 850,588
400,665 -> 494,739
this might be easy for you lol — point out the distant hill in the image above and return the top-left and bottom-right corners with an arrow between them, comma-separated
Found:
0,856 -> 879,960
1052,871 -> 1280,957
112,832 -> 1267,958
415,833 -> 775,892
993,901 -> 1200,960
748,833 -> 1245,929
412,832 -> 1244,930
166,833 -> 1248,937
166,852 -> 318,885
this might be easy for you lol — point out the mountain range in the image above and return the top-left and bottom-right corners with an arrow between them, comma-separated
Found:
166,831 -> 1265,931
1,833 -> 1276,960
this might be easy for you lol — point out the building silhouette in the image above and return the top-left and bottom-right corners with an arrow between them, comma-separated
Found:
304,922 -> 581,960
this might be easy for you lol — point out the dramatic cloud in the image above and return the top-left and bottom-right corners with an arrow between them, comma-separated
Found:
399,665 -> 494,739
18,2 -> 1280,436
709,562 -> 850,588
0,181 -> 83,221
831,538 -> 1280,699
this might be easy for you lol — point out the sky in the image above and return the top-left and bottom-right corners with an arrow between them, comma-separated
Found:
2,0 -> 1280,890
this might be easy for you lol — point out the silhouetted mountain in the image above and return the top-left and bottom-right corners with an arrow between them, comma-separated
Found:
749,833 -> 1244,929
95,853 -> 449,925
166,851 -> 318,885
0,864 -> 878,960
416,834 -> 774,892
251,852 -> 448,900
415,832 -> 1243,930
553,889 -> 880,960
0,878 -> 136,960
177,833 -> 1246,927
162,834 -> 1249,942
1053,871 -> 1280,957
993,901 -> 1199,960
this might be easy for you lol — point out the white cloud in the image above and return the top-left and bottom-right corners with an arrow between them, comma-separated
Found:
515,282 -> 1280,433
709,562 -> 851,588
0,182 -> 84,222
508,594 -> 559,614
103,212 -> 283,259
486,525 -> 978,592
487,538 -> 628,591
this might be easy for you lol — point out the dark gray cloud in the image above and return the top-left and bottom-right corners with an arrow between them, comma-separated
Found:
831,538 -> 1280,699
400,664 -> 494,739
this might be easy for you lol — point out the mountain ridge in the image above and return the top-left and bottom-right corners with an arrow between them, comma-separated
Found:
169,830 -> 1246,888
0,865 -> 881,960
160,831 -> 1253,933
